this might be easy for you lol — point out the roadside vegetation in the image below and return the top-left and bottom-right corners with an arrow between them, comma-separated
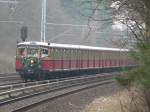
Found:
78,0 -> 150,111
112,0 -> 150,111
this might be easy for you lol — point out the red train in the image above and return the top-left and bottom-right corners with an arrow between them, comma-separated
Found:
15,41 -> 134,80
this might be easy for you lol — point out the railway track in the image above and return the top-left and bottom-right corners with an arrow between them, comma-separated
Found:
0,75 -> 94,93
0,73 -> 22,86
0,73 -> 18,77
0,73 -> 117,112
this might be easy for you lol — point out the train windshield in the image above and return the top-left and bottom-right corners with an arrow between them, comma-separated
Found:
17,47 -> 39,57
27,47 -> 39,57
41,48 -> 48,57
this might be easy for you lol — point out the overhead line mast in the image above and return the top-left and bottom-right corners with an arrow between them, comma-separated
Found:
41,0 -> 46,42
40,0 -> 100,43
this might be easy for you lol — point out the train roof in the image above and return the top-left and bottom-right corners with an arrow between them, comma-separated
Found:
17,41 -> 128,52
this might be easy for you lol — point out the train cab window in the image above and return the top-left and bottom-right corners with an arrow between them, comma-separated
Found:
17,47 -> 27,57
41,48 -> 48,57
27,48 -> 39,57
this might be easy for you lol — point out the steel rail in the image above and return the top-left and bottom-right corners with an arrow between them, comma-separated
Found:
0,73 -> 113,92
0,73 -> 22,86
0,73 -> 114,106
12,79 -> 114,112
0,73 -> 20,81
0,72 -> 17,76
0,75 -> 91,91
0,76 -> 20,80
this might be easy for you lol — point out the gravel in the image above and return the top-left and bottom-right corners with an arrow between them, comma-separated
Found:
25,82 -> 120,112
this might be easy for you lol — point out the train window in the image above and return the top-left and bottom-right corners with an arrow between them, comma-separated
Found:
67,49 -> 70,59
83,50 -> 85,60
78,50 -> 80,59
87,50 -> 89,60
66,49 -> 70,59
70,49 -> 73,59
91,51 -> 94,60
101,51 -> 105,60
77,50 -> 80,60
95,51 -> 99,60
27,47 -> 39,57
49,48 -> 54,59
99,51 -> 101,61
73,50 -> 76,60
58,49 -> 62,60
72,49 -> 75,60
17,47 -> 27,57
74,50 -> 76,59
41,48 -> 48,57
53,48 -> 56,59
111,52 -> 114,60
65,49 -> 68,59
56,48 -> 62,60
83,50 -> 86,59
62,49 -> 66,60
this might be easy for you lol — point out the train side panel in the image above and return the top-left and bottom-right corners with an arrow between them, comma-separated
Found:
16,58 -> 22,70
41,46 -> 132,73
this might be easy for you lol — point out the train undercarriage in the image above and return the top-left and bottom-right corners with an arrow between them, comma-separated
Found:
18,66 -> 132,81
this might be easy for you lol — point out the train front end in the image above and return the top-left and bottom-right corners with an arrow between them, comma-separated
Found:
16,42 -> 42,80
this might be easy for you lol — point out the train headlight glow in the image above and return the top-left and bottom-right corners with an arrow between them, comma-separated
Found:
30,60 -> 34,64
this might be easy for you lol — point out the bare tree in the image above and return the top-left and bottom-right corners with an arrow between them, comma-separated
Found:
79,0 -> 150,112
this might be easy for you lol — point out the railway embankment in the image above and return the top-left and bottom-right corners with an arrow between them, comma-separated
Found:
21,81 -> 120,112
83,88 -> 126,112
0,73 -> 124,112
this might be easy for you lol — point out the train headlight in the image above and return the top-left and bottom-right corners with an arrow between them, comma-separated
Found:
30,60 -> 34,64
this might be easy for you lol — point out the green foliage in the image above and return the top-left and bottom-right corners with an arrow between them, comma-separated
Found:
22,57 -> 41,73
116,74 -> 132,87
116,43 -> 150,88
116,70 -> 136,87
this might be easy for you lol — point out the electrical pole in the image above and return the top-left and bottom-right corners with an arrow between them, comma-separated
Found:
41,0 -> 46,42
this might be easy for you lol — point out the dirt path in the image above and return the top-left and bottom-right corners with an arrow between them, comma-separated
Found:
83,91 -> 127,112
